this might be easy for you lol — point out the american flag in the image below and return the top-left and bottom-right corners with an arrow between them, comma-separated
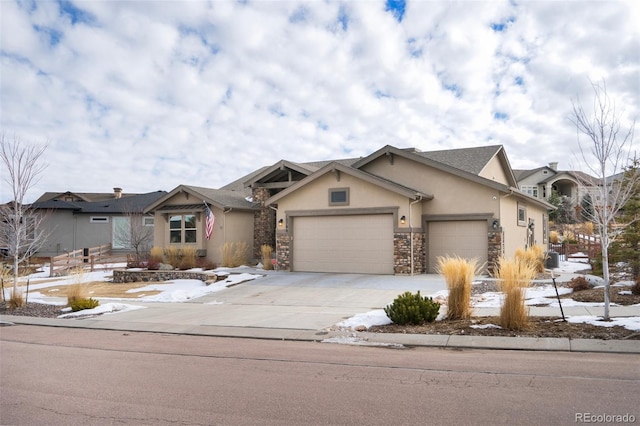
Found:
204,203 -> 215,240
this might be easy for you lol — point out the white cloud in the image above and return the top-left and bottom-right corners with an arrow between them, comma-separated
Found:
1,0 -> 638,201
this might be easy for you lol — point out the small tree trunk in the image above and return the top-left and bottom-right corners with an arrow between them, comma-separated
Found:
601,245 -> 611,320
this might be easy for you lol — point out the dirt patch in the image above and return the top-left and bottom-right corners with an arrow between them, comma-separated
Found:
369,316 -> 639,340
567,286 -> 640,306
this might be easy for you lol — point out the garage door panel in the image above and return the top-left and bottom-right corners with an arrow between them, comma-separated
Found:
293,215 -> 394,274
428,221 -> 487,273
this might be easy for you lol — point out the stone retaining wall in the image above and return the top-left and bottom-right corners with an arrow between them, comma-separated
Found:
112,269 -> 216,283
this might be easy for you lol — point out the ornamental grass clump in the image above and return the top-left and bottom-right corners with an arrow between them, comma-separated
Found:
70,297 -> 99,312
221,242 -> 248,268
495,256 -> 537,330
384,291 -> 440,325
261,245 -> 274,270
178,246 -> 197,270
436,255 -> 479,320
515,245 -> 546,273
8,288 -> 25,309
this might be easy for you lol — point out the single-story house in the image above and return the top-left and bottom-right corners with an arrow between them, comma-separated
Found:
143,185 -> 258,266
31,188 -> 167,257
148,144 -> 554,274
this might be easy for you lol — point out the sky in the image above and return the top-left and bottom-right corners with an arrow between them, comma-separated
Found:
1,0 -> 639,202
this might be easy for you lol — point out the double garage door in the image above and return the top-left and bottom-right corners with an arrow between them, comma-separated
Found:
428,220 -> 488,273
292,214 -> 394,275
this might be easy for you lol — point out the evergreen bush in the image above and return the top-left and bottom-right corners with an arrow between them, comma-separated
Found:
70,297 -> 100,312
384,291 -> 440,325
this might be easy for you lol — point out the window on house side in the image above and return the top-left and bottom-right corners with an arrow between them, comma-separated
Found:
143,216 -> 154,227
90,216 -> 109,223
517,204 -> 526,227
329,188 -> 349,206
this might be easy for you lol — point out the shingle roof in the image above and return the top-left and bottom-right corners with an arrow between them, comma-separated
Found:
183,185 -> 258,210
416,145 -> 503,175
31,191 -> 167,214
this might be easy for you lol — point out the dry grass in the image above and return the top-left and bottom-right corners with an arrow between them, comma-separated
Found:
495,256 -> 538,330
66,283 -> 87,305
261,245 -> 274,270
179,246 -> 197,270
582,221 -> 594,235
40,281 -> 163,298
150,246 -> 164,263
164,246 -> 181,268
8,288 -> 25,309
222,242 -> 248,268
515,245 -> 546,273
436,255 -> 479,320
549,230 -> 559,244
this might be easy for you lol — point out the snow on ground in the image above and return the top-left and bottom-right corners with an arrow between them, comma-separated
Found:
5,265 -> 261,318
567,316 -> 640,331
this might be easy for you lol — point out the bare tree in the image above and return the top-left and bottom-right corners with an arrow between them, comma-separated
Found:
571,80 -> 638,320
0,135 -> 49,296
112,209 -> 154,261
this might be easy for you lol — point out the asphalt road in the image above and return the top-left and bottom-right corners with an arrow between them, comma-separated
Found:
1,325 -> 638,425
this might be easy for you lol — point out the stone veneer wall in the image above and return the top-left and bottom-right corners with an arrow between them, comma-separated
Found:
253,187 -> 276,259
487,230 -> 503,275
393,232 -> 426,274
275,233 -> 291,271
113,270 -> 216,283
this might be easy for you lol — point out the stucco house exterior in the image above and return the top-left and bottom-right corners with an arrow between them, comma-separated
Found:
145,144 -> 553,275
143,185 -> 258,266
260,145 -> 553,274
31,188 -> 166,257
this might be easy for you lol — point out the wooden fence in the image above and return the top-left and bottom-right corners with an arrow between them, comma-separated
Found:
49,244 -> 131,277
548,233 -> 601,260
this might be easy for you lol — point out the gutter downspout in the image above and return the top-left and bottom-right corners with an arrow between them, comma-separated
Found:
409,196 -> 423,275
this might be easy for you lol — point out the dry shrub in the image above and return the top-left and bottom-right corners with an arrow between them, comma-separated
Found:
436,255 -> 479,320
179,246 -> 197,270
261,245 -> 274,270
8,288 -> 25,309
549,230 -> 559,244
582,221 -> 594,235
515,245 -> 546,273
66,283 -> 87,305
149,246 -> 164,263
495,256 -> 537,330
164,246 -> 181,268
632,276 -> 640,296
568,276 -> 591,292
564,230 -> 576,243
221,242 -> 248,268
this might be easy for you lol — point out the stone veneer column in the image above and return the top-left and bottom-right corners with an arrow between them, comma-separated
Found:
487,229 -> 503,275
393,231 -> 425,274
253,187 -> 276,259
275,232 -> 291,271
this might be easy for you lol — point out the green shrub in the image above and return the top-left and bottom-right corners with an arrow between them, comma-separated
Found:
70,297 -> 100,312
384,291 -> 440,325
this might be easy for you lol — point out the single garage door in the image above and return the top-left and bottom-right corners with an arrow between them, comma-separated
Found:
293,214 -> 394,274
428,221 -> 488,273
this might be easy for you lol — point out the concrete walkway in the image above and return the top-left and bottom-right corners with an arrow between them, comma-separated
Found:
1,268 -> 639,354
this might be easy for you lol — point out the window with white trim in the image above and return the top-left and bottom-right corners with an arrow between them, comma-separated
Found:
521,185 -> 538,197
169,214 -> 196,244
517,203 -> 527,227
143,216 -> 154,227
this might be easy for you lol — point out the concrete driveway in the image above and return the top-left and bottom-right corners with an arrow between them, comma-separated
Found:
90,269 -> 448,332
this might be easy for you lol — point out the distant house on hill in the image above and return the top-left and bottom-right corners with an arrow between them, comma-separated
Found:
31,188 -> 167,257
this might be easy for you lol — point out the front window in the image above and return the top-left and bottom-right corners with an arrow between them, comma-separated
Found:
329,188 -> 349,206
170,214 -> 196,244
521,185 -> 538,197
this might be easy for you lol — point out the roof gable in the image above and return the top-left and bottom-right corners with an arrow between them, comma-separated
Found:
144,184 -> 257,213
266,161 -> 432,206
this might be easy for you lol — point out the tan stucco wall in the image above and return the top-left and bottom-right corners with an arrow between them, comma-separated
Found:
500,196 -> 549,256
479,156 -> 510,185
275,171 -> 413,227
151,191 -> 254,265
361,155 -> 500,217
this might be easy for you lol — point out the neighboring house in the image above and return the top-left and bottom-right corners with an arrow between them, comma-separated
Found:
148,144 -> 553,275
143,185 -> 258,266
31,188 -> 167,257
514,163 -> 600,212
